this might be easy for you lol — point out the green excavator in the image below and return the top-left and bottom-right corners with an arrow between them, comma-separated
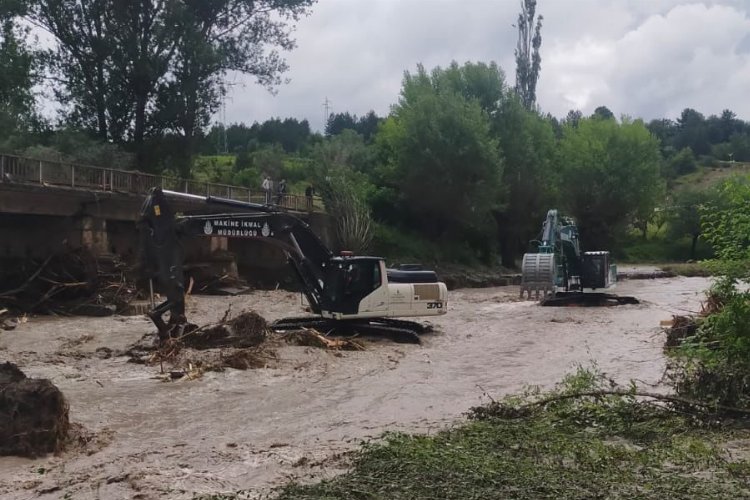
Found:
520,209 -> 638,306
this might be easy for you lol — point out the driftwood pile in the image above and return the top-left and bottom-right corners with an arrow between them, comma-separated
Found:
664,287 -> 725,350
127,309 -> 366,380
127,310 -> 276,379
283,328 -> 365,351
0,362 -> 70,457
664,315 -> 699,349
0,250 -> 138,316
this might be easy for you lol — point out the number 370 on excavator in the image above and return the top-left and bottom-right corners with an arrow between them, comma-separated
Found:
138,188 -> 448,343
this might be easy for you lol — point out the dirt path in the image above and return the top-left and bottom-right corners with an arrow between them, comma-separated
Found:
0,277 -> 710,499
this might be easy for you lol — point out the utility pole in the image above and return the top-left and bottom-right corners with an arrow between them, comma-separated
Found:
221,99 -> 228,154
323,97 -> 332,130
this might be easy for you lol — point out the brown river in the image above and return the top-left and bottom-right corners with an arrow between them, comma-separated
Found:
0,276 -> 710,499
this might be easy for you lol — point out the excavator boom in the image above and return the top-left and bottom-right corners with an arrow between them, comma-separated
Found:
138,188 -> 446,342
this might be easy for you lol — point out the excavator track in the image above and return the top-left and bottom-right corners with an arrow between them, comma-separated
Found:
540,292 -> 639,307
270,316 -> 425,344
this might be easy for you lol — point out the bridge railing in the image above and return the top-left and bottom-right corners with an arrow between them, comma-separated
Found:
0,153 -> 321,212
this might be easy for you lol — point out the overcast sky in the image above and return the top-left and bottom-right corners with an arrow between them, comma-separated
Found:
220,0 -> 750,131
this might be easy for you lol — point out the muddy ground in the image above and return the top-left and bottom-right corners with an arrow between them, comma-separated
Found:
0,276 -> 710,499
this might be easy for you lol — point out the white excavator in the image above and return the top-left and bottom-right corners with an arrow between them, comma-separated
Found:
138,188 -> 448,343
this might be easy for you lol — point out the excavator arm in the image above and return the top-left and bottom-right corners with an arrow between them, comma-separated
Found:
138,188 -> 332,339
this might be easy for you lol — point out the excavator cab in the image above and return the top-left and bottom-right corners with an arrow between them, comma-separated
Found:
322,256 -> 384,315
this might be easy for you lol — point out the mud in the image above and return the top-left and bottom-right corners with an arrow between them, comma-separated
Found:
0,278 -> 710,499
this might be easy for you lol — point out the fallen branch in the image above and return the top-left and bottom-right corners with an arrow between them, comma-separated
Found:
0,255 -> 53,298
523,389 -> 750,416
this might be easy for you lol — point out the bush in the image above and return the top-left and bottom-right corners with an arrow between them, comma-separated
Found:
668,277 -> 750,409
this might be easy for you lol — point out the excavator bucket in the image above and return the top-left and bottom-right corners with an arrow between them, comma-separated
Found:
520,252 -> 556,299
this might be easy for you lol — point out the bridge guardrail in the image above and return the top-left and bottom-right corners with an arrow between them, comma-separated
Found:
0,153 -> 322,212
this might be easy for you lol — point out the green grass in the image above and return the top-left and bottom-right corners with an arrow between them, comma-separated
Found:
270,369 -> 750,500
673,163 -> 750,192
617,234 -> 713,263
660,262 -> 713,277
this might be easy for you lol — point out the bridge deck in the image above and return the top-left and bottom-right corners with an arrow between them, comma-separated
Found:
0,153 -> 321,216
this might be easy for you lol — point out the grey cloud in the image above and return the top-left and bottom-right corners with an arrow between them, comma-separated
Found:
222,0 -> 750,130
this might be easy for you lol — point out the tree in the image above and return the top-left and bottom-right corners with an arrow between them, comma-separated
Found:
355,111 -> 382,143
320,178 -> 374,253
376,64 -> 503,256
701,176 -> 750,270
647,118 -> 677,157
0,1 -> 38,136
563,109 -> 583,128
668,189 -> 717,260
152,0 -> 315,175
592,106 -> 614,121
311,130 -> 372,177
558,117 -> 663,249
325,112 -> 357,136
31,0 -> 315,172
493,94 -> 557,267
514,0 -> 542,110
675,108 -> 710,156
668,147 -> 697,177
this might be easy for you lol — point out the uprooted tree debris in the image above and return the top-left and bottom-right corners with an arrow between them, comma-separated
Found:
126,309 -> 366,380
0,362 -> 70,457
0,250 -> 138,316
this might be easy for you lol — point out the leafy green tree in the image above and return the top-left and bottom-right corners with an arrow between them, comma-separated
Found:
152,0 -> 315,175
675,108 -> 710,156
563,109 -> 582,128
728,133 -> 750,162
325,111 -> 383,143
592,106 -> 614,121
401,61 -> 505,117
558,117 -> 663,249
325,112 -> 357,136
701,176 -> 750,268
311,129 -> 375,178
376,66 -> 502,257
0,1 -> 39,137
355,111 -> 382,143
31,0 -> 315,172
514,0 -> 543,110
668,188 -> 717,260
493,94 -> 557,267
668,147 -> 698,177
249,143 -> 286,181
647,118 -> 677,158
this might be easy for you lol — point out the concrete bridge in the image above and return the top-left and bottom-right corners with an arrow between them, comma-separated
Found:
0,154 -> 332,284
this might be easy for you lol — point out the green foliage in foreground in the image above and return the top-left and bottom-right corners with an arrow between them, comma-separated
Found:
271,368 -> 750,500
669,277 -> 750,409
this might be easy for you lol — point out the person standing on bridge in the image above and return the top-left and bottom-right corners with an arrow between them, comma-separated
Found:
261,175 -> 272,205
305,185 -> 315,211
276,178 -> 287,206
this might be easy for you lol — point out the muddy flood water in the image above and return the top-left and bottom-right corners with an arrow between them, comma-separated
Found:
0,276 -> 710,499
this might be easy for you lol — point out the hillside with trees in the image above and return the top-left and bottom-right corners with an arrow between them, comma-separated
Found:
0,0 -> 743,267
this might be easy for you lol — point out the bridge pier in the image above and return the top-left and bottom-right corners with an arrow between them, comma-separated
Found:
76,216 -> 109,255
